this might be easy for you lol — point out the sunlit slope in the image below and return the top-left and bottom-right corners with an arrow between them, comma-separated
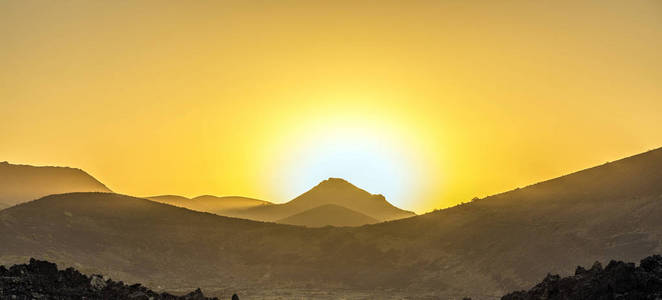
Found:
0,162 -> 111,206
226,178 -> 415,222
0,202 -> 8,211
364,147 -> 662,295
2,148 -> 662,298
277,204 -> 379,227
146,194 -> 272,215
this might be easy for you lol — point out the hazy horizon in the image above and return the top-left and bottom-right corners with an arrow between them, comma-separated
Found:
2,0 -> 662,213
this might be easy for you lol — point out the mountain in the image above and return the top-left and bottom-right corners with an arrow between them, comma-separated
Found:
0,193 -> 282,297
146,194 -> 272,215
0,161 -> 111,206
146,195 -> 190,204
0,202 -> 8,211
276,204 -> 379,227
225,178 -> 415,222
2,148 -> 662,299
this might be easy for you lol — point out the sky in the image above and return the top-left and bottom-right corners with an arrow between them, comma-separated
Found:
1,0 -> 661,213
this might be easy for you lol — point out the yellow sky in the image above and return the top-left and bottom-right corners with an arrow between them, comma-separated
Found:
1,0 -> 661,213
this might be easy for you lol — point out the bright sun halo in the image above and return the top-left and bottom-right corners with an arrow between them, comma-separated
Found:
275,124 -> 419,209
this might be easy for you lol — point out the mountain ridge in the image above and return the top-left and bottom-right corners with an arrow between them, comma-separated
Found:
0,161 -> 112,206
146,194 -> 272,215
224,177 -> 415,223
2,147 -> 662,298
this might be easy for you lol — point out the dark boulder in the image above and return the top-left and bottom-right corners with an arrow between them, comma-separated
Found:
502,254 -> 662,300
0,258 -> 219,300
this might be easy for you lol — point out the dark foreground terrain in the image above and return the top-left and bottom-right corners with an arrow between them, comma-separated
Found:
0,258 -> 218,300
502,255 -> 662,300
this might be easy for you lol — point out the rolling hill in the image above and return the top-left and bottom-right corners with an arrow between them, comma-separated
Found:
224,177 -> 416,223
276,204 -> 379,227
146,194 -> 272,215
0,161 -> 111,206
2,147 -> 662,299
0,202 -> 8,211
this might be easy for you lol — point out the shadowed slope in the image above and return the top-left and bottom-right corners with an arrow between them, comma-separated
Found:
0,162 -> 111,206
2,148 -> 662,298
226,178 -> 415,222
277,204 -> 379,227
0,193 -> 302,296
146,194 -> 272,215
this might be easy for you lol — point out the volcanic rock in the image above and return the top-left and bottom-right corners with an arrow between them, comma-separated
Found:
502,254 -> 662,299
0,258 -> 218,300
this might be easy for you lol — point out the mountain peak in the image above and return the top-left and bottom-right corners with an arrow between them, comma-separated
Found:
313,178 -> 387,201
282,178 -> 415,221
0,162 -> 111,206
315,177 -> 357,189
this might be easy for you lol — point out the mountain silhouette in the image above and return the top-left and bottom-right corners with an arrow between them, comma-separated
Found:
224,178 -> 415,223
276,204 -> 379,227
147,194 -> 272,215
2,147 -> 662,298
0,161 -> 111,206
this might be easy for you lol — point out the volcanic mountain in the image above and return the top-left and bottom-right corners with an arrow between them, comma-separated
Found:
0,161 -> 111,206
2,147 -> 662,298
224,178 -> 416,223
146,194 -> 272,215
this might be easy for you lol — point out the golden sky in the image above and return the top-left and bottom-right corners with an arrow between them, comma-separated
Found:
1,0 -> 661,213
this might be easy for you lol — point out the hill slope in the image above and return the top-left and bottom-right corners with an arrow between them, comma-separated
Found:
0,161 -> 111,206
2,148 -> 662,298
276,204 -> 379,227
146,194 -> 272,215
226,178 -> 415,222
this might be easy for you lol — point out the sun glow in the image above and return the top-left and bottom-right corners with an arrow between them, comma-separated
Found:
3,0 -> 662,213
277,124 -> 421,209
252,95 -> 438,210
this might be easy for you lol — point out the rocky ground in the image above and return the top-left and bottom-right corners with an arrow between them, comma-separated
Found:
0,258 -> 219,300
5,255 -> 662,299
502,254 -> 662,300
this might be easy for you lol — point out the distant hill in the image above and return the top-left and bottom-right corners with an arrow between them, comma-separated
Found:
277,204 -> 379,227
2,148 -> 662,298
0,193 -> 314,298
0,202 -> 8,211
0,161 -> 111,206
225,178 -> 415,222
146,194 -> 272,215
146,195 -> 190,204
